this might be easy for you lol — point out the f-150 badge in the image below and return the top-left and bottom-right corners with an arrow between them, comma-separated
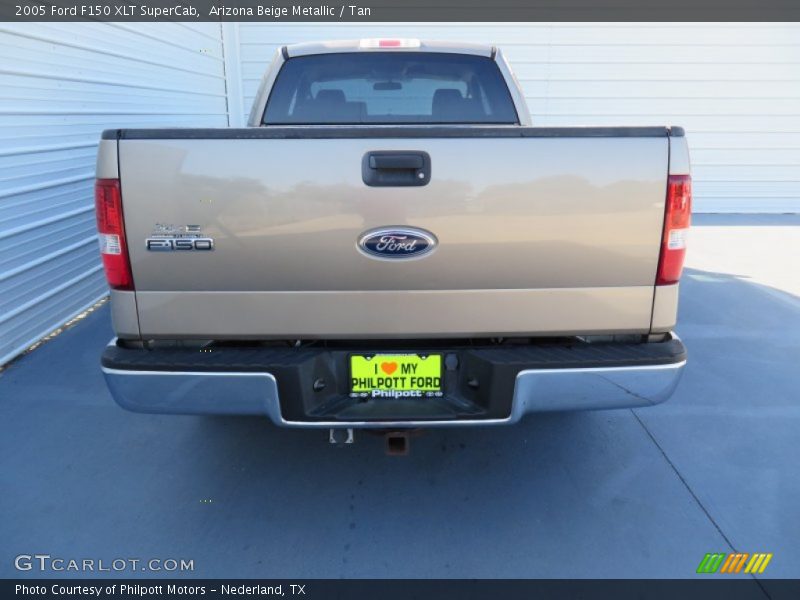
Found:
358,227 -> 437,260
146,224 -> 214,251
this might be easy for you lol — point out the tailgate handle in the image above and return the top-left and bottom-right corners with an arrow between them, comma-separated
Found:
362,151 -> 430,187
369,154 -> 423,170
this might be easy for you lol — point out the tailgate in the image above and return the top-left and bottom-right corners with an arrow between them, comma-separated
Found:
115,129 -> 671,338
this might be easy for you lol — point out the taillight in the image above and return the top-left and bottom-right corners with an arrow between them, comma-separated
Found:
95,178 -> 134,290
656,174 -> 692,285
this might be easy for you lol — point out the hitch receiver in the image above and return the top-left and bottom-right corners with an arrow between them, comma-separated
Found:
385,431 -> 410,456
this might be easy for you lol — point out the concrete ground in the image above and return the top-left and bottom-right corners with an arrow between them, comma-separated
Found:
0,215 -> 798,586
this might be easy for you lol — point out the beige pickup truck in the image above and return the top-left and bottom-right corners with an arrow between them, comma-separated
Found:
96,39 -> 690,447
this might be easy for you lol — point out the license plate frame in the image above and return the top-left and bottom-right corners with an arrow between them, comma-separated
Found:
349,353 -> 443,399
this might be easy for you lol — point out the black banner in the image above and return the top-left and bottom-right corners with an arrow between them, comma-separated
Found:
2,0 -> 800,22
4,579 -> 800,600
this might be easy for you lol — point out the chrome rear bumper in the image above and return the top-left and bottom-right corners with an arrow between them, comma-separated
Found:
102,342 -> 685,428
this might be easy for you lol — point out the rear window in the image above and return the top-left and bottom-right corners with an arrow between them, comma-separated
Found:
263,52 -> 519,125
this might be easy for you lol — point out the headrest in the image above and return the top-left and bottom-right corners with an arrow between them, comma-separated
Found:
432,89 -> 464,115
315,89 -> 346,104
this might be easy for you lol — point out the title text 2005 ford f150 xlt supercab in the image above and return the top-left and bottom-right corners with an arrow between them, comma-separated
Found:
96,39 -> 689,447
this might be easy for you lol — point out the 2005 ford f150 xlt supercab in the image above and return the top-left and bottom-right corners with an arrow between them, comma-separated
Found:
96,39 -> 690,447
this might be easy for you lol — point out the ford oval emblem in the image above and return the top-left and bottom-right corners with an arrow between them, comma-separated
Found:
358,227 -> 437,260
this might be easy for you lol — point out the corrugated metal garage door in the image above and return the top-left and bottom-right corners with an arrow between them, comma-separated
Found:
0,23 -> 230,365
233,23 -> 800,214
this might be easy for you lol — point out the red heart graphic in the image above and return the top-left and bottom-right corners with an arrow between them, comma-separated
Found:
381,362 -> 398,375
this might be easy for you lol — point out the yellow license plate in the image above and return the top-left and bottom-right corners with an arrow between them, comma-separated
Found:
350,353 -> 443,398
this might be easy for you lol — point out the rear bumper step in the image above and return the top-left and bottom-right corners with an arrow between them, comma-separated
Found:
101,335 -> 686,427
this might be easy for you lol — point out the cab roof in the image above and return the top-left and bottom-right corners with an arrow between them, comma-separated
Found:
284,39 -> 495,59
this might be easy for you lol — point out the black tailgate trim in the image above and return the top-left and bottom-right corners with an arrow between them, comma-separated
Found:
102,126 -> 684,140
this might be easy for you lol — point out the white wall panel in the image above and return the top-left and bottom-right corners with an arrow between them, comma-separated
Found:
0,23 -> 229,365
235,23 -> 800,214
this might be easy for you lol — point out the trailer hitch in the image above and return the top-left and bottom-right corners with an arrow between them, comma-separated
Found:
384,431 -> 411,456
